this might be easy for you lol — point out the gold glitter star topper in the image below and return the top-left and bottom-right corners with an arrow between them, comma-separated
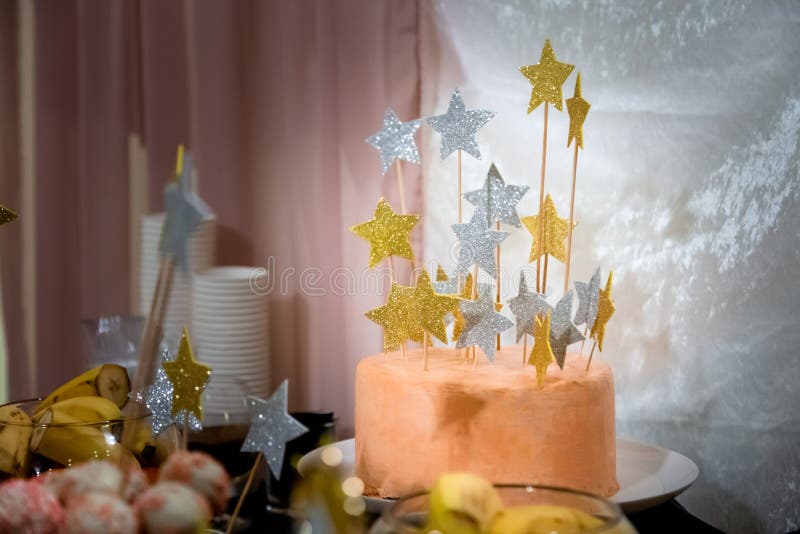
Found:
0,204 -> 18,226
528,310 -> 555,389
350,198 -> 420,268
519,39 -> 575,113
411,271 -> 459,344
163,328 -> 212,422
567,73 -> 591,149
365,283 -> 423,351
590,271 -> 615,351
522,194 -> 575,263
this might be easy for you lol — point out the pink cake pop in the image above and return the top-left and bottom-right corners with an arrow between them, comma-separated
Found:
62,493 -> 137,534
158,450 -> 232,513
0,478 -> 64,534
134,481 -> 211,533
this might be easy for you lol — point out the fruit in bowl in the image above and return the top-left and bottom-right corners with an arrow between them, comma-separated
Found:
385,472 -> 638,534
0,364 -> 177,479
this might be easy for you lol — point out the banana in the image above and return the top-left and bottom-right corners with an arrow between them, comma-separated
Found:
427,472 -> 504,534
33,396 -> 121,424
489,504 -> 604,534
30,408 -> 139,471
34,364 -> 130,417
0,404 -> 33,477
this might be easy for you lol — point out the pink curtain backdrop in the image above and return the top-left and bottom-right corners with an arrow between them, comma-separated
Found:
0,0 -> 428,434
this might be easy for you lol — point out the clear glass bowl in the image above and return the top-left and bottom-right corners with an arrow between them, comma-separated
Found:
383,484 -> 637,534
0,398 -> 178,479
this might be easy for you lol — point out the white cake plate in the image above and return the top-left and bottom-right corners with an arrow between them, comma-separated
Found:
297,438 -> 698,514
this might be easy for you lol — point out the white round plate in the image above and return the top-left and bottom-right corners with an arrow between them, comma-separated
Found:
297,438 -> 698,515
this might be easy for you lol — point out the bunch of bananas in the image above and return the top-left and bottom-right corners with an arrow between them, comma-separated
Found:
427,473 -> 607,534
0,364 -> 134,477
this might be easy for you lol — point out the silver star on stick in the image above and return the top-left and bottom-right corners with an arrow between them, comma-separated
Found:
137,348 -> 175,437
162,153 -> 213,273
452,206 -> 510,279
427,88 -> 495,160
549,291 -> 585,369
456,290 -> 513,362
464,163 -> 529,228
575,267 -> 602,331
366,108 -> 422,174
241,380 -> 309,479
507,272 -> 551,342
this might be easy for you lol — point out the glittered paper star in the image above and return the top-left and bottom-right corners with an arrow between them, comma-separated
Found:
0,204 -> 17,225
456,290 -> 513,363
566,73 -> 590,149
519,39 -> 574,113
528,311 -> 555,389
521,194 -> 574,263
350,198 -> 420,268
163,328 -> 212,423
590,271 -> 616,351
411,271 -> 459,344
241,380 -> 309,479
549,291 -> 585,369
162,153 -> 213,273
427,88 -> 495,160
463,163 -> 529,228
366,108 -> 422,174
136,348 -> 177,436
575,267 -> 601,331
452,206 -> 510,279
365,282 -> 423,351
507,272 -> 551,342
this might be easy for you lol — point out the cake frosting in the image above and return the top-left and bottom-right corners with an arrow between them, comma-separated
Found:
355,347 -> 618,498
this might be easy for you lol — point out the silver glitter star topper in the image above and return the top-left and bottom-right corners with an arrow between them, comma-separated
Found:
137,348 -> 175,438
366,108 -> 423,174
452,206 -> 510,279
507,272 -> 551,342
575,266 -> 602,331
428,88 -> 495,160
241,380 -> 309,479
456,289 -> 513,362
464,163 -> 529,228
161,152 -> 214,273
549,291 -> 585,369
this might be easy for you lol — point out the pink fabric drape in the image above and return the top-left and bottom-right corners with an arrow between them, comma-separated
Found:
2,0 -> 424,434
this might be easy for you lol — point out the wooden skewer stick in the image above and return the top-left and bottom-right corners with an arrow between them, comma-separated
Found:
423,332 -> 430,371
395,160 -> 407,215
542,253 -> 550,295
579,325 -> 589,356
181,418 -> 189,450
564,142 -> 579,294
535,102 -> 549,293
496,221 -> 501,351
585,340 -> 598,371
522,334 -> 528,366
225,453 -> 262,534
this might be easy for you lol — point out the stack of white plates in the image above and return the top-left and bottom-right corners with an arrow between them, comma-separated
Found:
191,267 -> 271,425
140,213 -> 217,346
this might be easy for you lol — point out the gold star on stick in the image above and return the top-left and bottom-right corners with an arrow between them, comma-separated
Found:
519,39 -> 575,113
522,194 -> 575,263
590,271 -> 615,351
0,204 -> 18,225
411,271 -> 459,344
163,328 -> 212,422
350,198 -> 420,268
566,73 -> 591,149
365,283 -> 423,351
528,310 -> 555,389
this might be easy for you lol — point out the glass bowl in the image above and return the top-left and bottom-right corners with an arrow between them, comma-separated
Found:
383,484 -> 637,534
0,398 -> 178,479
